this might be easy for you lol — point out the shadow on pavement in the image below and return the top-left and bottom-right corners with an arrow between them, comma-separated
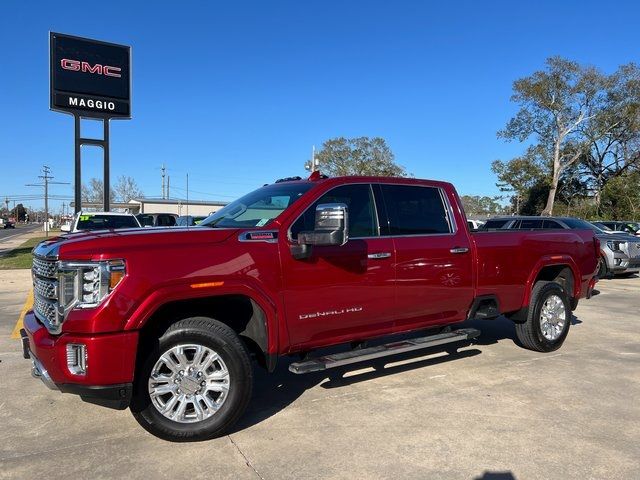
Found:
474,472 -> 517,480
232,311 -> 585,434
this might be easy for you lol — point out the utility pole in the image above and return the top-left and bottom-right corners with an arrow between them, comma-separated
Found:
26,165 -> 70,237
167,176 -> 170,199
161,163 -> 166,199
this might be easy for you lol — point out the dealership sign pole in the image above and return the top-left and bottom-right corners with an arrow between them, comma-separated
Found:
50,32 -> 131,212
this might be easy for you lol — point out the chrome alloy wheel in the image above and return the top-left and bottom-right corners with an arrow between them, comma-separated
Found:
539,294 -> 567,341
148,344 -> 230,423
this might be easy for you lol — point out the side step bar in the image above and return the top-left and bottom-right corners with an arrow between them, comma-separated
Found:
289,328 -> 480,374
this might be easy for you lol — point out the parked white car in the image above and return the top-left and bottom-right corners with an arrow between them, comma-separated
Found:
61,211 -> 142,233
467,219 -> 486,231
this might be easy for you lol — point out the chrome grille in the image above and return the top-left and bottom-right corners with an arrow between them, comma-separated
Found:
33,277 -> 57,299
629,242 -> 640,258
33,257 -> 57,278
32,256 -> 61,334
33,294 -> 58,328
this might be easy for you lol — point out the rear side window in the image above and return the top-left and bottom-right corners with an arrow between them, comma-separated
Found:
518,219 -> 544,229
290,184 -> 378,239
483,219 -> 511,229
157,215 -> 176,227
380,185 -> 451,235
543,220 -> 563,229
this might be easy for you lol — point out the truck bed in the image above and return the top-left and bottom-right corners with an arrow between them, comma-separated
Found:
471,229 -> 598,313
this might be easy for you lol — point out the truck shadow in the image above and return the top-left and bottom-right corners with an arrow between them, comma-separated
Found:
232,347 -> 482,434
232,313 -> 583,434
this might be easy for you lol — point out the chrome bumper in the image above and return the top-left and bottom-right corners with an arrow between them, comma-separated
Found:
31,355 -> 58,390
20,328 -> 58,391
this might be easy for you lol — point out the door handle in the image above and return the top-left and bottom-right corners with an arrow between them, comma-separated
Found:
367,252 -> 392,259
450,247 -> 469,254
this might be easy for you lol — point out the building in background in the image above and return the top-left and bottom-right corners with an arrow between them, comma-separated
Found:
70,198 -> 228,216
128,198 -> 227,216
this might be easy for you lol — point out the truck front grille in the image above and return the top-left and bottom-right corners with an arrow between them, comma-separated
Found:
32,256 -> 62,334
33,257 -> 57,278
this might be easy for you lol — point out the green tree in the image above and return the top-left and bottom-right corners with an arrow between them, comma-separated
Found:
601,171 -> 640,220
491,145 -> 547,213
315,137 -> 409,177
578,64 -> 640,210
460,195 -> 505,217
10,203 -> 27,222
499,57 -> 612,215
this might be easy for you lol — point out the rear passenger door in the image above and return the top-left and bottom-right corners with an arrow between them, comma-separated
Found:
378,183 -> 474,330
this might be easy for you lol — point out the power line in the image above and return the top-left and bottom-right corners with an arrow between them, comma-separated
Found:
26,165 -> 70,237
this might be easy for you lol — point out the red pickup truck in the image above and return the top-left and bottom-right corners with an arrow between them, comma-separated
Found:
21,174 -> 599,441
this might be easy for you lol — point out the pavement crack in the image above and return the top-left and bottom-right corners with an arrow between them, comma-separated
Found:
228,434 -> 265,480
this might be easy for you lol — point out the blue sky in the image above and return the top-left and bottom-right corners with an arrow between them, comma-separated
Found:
2,0 -> 640,212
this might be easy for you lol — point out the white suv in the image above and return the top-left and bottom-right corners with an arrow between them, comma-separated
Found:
61,211 -> 142,233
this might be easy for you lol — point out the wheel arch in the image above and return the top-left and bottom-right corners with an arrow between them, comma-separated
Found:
524,259 -> 580,306
509,259 -> 579,323
130,286 -> 279,372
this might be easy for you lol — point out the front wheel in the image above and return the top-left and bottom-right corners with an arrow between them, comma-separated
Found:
130,317 -> 253,441
597,256 -> 609,279
515,281 -> 571,352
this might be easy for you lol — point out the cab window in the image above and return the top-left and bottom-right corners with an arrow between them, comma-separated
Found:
380,184 -> 452,235
290,184 -> 378,239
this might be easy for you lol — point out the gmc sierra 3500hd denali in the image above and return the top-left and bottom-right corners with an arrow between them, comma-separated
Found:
21,173 -> 599,441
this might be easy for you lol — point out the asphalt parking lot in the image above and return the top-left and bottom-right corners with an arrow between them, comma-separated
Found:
1,270 -> 639,480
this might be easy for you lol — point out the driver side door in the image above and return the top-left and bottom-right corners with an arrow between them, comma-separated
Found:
280,183 -> 396,350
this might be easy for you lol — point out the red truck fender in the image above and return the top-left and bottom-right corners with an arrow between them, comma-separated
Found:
122,280 -> 282,371
522,255 -> 581,308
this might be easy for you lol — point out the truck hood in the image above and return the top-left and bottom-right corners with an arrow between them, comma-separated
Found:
34,227 -> 240,260
596,232 -> 640,243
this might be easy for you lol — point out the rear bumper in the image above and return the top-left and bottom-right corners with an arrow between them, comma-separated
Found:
21,311 -> 138,410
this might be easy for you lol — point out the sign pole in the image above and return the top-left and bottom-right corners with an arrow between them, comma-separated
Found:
74,115 -> 82,213
103,119 -> 110,211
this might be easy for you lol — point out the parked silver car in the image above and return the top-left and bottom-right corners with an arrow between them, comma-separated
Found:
482,216 -> 640,277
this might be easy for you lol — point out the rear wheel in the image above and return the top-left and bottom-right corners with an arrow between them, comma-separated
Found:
515,282 -> 571,352
131,317 -> 253,441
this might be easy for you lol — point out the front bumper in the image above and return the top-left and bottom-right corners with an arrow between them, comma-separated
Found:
21,311 -> 138,410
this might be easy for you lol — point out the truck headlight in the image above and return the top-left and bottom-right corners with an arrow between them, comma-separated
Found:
606,240 -> 624,251
58,260 -> 126,310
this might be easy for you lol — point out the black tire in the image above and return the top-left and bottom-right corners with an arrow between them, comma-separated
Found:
515,281 -> 571,352
597,256 -> 609,279
130,317 -> 253,441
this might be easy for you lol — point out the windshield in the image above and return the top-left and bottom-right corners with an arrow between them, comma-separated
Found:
76,214 -> 140,230
592,222 -> 612,231
561,218 -> 605,233
199,182 -> 315,228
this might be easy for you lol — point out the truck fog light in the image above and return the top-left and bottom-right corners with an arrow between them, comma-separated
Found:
615,258 -> 622,266
66,343 -> 87,375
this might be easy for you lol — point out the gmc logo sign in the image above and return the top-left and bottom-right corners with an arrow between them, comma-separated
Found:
60,59 -> 122,78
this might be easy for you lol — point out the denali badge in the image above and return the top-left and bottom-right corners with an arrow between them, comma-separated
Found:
299,306 -> 363,320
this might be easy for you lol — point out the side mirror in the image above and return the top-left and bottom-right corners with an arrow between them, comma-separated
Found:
60,224 -> 71,233
291,203 -> 349,259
